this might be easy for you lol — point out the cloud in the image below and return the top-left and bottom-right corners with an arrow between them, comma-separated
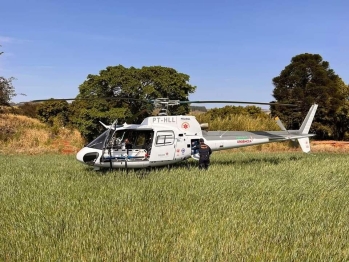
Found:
0,36 -> 32,45
0,36 -> 14,43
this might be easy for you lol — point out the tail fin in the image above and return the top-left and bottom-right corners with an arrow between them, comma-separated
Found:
274,104 -> 318,153
297,104 -> 318,153
298,137 -> 311,153
299,104 -> 318,134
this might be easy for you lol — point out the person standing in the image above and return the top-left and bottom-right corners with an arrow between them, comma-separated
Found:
198,138 -> 212,170
144,136 -> 153,157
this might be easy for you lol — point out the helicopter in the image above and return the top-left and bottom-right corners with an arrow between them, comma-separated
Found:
62,98 -> 318,171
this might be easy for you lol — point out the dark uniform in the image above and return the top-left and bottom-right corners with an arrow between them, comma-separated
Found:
145,137 -> 152,156
198,138 -> 212,170
124,139 -> 133,150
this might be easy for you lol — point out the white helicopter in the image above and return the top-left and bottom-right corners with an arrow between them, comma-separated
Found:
73,98 -> 318,171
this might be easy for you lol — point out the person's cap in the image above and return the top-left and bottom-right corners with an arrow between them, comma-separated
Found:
199,138 -> 204,142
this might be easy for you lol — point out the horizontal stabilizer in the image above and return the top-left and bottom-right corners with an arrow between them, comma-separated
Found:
268,133 -> 315,142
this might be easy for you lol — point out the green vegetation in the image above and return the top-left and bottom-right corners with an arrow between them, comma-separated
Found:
193,106 -> 278,131
1,153 -> 349,261
36,99 -> 70,127
69,65 -> 197,140
271,53 -> 349,140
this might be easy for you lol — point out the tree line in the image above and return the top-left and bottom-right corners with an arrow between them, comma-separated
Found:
1,50 -> 349,141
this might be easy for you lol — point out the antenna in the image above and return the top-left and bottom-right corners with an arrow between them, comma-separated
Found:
153,98 -> 180,116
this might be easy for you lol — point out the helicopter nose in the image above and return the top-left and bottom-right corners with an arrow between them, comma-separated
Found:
76,147 -> 87,163
76,147 -> 101,165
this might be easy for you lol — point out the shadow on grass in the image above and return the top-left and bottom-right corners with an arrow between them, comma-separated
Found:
83,155 -> 303,177
218,155 -> 302,166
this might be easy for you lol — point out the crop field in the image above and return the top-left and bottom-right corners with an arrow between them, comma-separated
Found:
1,152 -> 349,261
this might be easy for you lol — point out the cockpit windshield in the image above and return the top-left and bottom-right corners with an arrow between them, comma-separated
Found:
85,130 -> 109,150
86,129 -> 154,150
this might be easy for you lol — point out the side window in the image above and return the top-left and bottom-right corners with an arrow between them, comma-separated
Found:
156,131 -> 175,146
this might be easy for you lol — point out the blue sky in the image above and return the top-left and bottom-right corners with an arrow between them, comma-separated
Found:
1,0 -> 348,108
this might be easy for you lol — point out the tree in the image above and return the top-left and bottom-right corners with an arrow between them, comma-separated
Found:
69,99 -> 127,141
203,105 -> 268,120
0,47 -> 16,106
0,77 -> 16,106
70,65 -> 196,141
36,99 -> 70,127
271,53 -> 349,140
17,102 -> 40,119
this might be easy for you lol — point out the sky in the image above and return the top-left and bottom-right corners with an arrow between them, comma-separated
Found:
1,0 -> 348,109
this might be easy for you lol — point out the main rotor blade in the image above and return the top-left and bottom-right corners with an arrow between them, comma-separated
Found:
27,97 -> 297,107
29,97 -> 148,103
178,100 -> 298,107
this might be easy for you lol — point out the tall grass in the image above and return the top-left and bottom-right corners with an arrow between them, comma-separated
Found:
1,152 -> 349,261
194,112 -> 279,131
0,114 -> 84,154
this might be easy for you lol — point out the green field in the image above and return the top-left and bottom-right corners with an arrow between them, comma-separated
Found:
1,152 -> 349,261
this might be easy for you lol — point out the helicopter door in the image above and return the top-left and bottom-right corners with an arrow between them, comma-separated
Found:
149,130 -> 175,161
